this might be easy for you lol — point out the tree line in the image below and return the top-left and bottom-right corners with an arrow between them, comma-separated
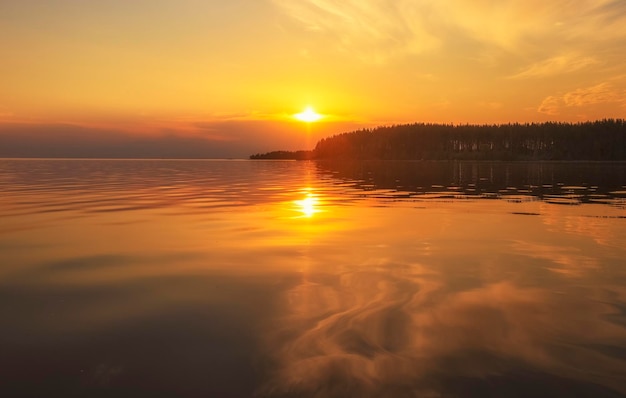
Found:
250,119 -> 626,161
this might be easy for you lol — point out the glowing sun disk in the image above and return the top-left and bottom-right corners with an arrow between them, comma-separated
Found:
294,106 -> 322,123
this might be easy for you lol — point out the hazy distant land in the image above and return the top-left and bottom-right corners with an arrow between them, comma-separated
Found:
251,119 -> 626,161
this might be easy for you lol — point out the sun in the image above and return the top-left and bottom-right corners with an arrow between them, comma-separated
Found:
294,106 -> 322,123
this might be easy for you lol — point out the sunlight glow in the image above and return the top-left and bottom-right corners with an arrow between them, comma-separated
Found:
294,194 -> 319,217
294,106 -> 322,123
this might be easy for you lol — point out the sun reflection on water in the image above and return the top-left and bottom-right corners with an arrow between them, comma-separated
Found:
294,192 -> 320,218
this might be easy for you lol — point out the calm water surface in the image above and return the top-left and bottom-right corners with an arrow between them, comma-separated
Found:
1,159 -> 626,397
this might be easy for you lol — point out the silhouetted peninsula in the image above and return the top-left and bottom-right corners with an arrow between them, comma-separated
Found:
249,150 -> 313,160
251,119 -> 626,161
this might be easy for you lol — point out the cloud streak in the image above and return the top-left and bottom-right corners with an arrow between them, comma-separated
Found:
538,83 -> 626,116
272,0 -> 440,63
510,54 -> 600,79
273,0 -> 626,64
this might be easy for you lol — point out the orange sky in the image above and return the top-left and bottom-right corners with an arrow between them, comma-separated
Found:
1,0 -> 625,157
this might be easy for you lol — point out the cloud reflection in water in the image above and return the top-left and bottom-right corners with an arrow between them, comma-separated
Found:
261,258 -> 626,397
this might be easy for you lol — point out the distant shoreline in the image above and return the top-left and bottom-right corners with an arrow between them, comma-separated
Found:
3,158 -> 626,163
251,119 -> 626,161
0,157 -> 250,161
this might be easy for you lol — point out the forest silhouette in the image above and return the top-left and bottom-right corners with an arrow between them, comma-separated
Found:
251,119 -> 626,161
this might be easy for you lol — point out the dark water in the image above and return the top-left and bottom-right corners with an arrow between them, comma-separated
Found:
1,159 -> 625,397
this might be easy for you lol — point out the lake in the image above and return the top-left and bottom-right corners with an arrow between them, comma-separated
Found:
1,159 -> 626,397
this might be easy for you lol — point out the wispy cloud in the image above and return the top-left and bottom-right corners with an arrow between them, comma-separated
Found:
435,0 -> 626,49
272,0 -> 440,63
538,82 -> 626,116
272,0 -> 626,64
510,54 -> 599,79
562,83 -> 622,106
537,96 -> 562,116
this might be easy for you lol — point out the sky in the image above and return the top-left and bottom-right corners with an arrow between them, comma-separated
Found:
1,0 -> 625,158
